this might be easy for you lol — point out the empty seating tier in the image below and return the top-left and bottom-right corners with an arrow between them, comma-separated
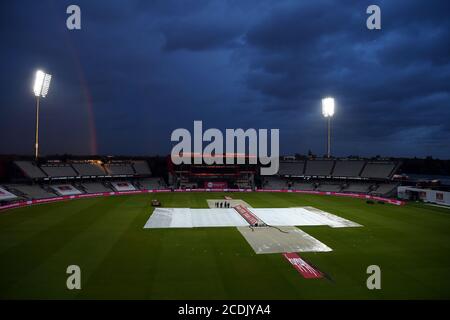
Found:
71,163 -> 107,176
41,165 -> 77,177
332,160 -> 365,177
278,161 -> 305,176
133,161 -> 152,175
342,183 -> 372,193
317,183 -> 342,192
50,185 -> 82,196
139,178 -> 164,190
14,161 -> 47,179
292,182 -> 316,191
6,185 -> 56,200
81,182 -> 112,193
0,186 -> 18,201
304,160 -> 334,176
111,181 -> 136,191
263,177 -> 287,189
371,183 -> 398,196
361,162 -> 396,179
104,163 -> 135,176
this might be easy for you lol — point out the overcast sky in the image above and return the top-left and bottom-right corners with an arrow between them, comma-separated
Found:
1,0 -> 449,158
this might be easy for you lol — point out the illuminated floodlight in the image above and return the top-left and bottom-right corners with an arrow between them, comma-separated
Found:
321,97 -> 335,158
41,73 -> 52,97
33,70 -> 52,97
32,69 -> 52,160
322,97 -> 335,117
33,70 -> 45,96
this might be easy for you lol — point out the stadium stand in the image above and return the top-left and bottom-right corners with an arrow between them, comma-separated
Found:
50,185 -> 83,196
132,161 -> 151,175
278,161 -> 305,176
292,182 -> 316,191
180,182 -> 198,189
71,162 -> 107,176
104,163 -> 135,176
304,160 -> 334,176
41,164 -> 78,178
14,161 -> 47,179
342,183 -> 373,193
361,162 -> 396,179
5,184 -> 57,200
332,160 -> 365,177
317,183 -> 342,192
236,181 -> 252,189
111,181 -> 136,191
0,186 -> 18,201
371,183 -> 398,196
263,177 -> 287,189
81,182 -> 113,193
0,157 -> 402,205
138,178 -> 165,190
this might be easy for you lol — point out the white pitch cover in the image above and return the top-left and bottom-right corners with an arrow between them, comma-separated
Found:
251,207 -> 361,227
145,208 -> 249,228
144,207 -> 361,229
190,209 -> 250,227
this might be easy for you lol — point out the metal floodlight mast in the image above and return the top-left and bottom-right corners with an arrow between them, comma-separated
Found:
321,97 -> 335,158
33,70 -> 52,160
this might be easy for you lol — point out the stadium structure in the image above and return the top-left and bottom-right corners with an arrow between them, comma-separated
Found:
0,156 -> 402,208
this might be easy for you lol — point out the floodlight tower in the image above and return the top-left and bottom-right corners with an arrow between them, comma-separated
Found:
33,70 -> 52,160
322,97 -> 335,158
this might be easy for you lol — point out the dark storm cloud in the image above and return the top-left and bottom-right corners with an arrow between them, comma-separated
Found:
237,0 -> 450,157
0,0 -> 449,158
161,21 -> 241,52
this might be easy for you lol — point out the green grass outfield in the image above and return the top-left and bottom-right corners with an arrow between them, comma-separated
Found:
0,192 -> 449,299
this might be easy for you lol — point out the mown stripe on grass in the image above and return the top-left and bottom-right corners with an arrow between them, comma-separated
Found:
0,198 -> 103,254
0,196 -> 129,298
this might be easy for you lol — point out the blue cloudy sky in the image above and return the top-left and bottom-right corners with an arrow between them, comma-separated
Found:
1,0 -> 449,158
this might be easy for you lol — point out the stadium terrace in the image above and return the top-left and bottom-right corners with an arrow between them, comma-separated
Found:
0,156 -> 405,208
